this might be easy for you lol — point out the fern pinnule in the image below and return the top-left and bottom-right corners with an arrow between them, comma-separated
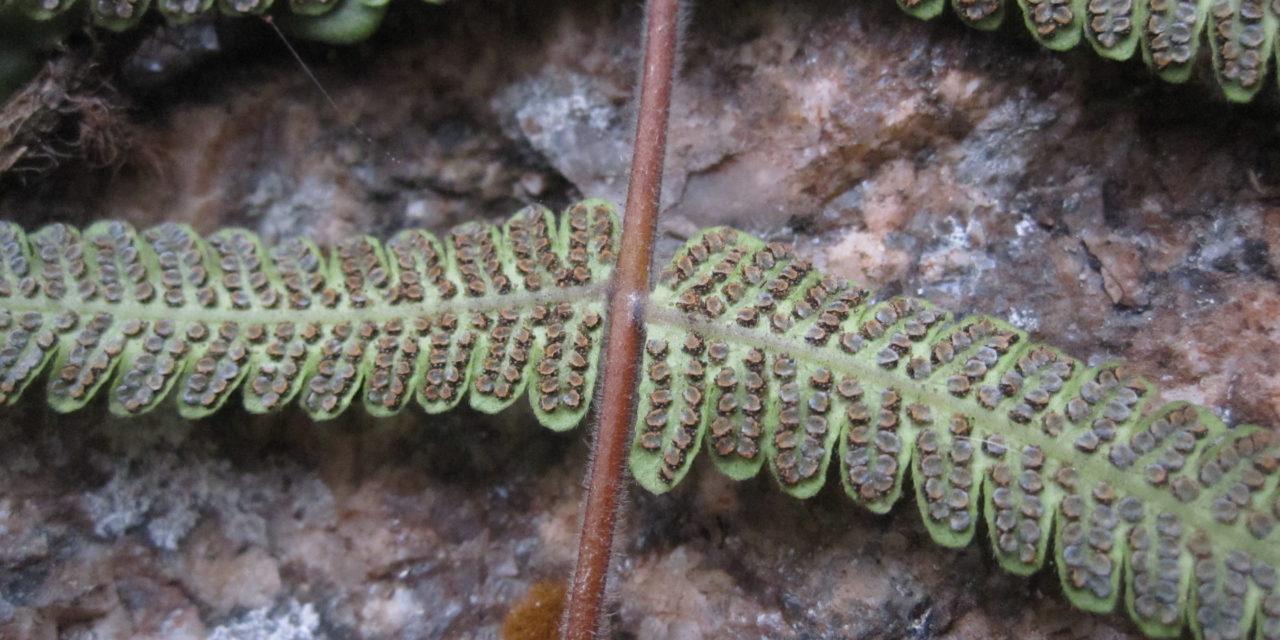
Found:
632,223 -> 1280,640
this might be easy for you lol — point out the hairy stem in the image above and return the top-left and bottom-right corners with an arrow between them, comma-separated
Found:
562,0 -> 680,637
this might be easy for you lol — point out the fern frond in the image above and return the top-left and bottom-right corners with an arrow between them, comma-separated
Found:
2,204 -> 1277,639
633,225 -> 1280,640
0,201 -> 617,428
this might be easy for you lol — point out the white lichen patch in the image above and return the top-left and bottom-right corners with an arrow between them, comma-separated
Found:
80,419 -> 334,551
500,70 -> 630,205
208,599 -> 322,640
621,546 -> 779,640
917,215 -> 997,296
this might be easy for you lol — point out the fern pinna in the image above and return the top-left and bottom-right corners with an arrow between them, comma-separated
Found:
0,203 -> 1274,640
0,202 -> 616,423
0,0 -> 1278,102
899,0 -> 1279,103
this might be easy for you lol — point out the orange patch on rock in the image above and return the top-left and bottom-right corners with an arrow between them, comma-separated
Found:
502,580 -> 567,640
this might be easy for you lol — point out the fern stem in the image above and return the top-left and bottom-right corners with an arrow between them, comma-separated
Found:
562,0 -> 681,637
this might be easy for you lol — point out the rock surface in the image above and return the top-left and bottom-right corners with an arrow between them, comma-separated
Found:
0,0 -> 1278,638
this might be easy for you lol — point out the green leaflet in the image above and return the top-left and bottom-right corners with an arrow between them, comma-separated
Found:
274,1 -> 391,51
953,0 -> 1008,30
90,0 -> 151,32
154,0 -> 215,23
1016,0 -> 1087,50
4,0 -> 78,22
632,224 -> 1280,640
1207,0 -> 1277,102
1,204 -> 1279,640
1084,0 -> 1141,60
0,201 -> 616,427
1141,0 -> 1214,83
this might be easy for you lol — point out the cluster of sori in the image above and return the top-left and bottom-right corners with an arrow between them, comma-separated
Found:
636,222 -> 1280,639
